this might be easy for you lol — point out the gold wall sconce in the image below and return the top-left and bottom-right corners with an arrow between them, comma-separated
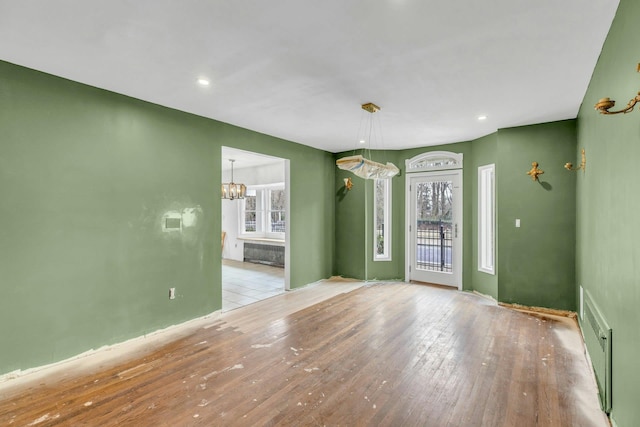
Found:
526,161 -> 544,181
344,177 -> 353,190
565,148 -> 586,172
595,63 -> 640,115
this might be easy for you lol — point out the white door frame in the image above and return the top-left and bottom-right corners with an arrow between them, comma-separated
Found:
221,147 -> 290,292
284,159 -> 290,291
405,151 -> 463,289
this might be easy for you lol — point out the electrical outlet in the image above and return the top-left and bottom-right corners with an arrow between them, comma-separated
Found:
169,288 -> 176,300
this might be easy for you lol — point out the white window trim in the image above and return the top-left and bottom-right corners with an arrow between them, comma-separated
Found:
478,164 -> 495,275
239,183 -> 285,240
406,151 -> 463,173
373,178 -> 392,261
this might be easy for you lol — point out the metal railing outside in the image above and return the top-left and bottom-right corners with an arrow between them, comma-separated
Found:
416,220 -> 452,272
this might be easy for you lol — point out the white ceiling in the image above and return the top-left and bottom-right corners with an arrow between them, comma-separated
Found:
0,1 -> 619,153
221,146 -> 284,172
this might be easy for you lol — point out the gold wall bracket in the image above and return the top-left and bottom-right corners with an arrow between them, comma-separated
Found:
565,148 -> 586,172
344,177 -> 353,190
526,162 -> 544,181
595,64 -> 640,115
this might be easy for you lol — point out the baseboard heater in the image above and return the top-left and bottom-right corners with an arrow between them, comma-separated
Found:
583,290 -> 612,413
243,243 -> 285,267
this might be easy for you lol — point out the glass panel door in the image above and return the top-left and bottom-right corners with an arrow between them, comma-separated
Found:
409,171 -> 462,288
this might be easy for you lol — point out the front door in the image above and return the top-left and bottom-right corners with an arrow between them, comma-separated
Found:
408,171 -> 462,288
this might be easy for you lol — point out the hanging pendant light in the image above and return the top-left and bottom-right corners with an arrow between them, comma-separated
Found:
335,103 -> 399,284
336,103 -> 400,179
221,159 -> 246,200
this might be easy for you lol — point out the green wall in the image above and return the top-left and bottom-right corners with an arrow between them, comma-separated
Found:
334,149 -> 405,281
496,121 -> 577,310
470,133 -> 499,299
0,60 -> 334,375
334,124 -> 577,311
335,142 -> 475,290
334,157 -> 368,279
576,0 -> 640,424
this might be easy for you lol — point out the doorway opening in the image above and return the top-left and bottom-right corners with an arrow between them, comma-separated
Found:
221,147 -> 289,311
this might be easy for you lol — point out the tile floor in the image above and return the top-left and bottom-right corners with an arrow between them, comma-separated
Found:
222,259 -> 285,311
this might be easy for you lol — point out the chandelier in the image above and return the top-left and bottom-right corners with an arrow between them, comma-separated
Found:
221,159 -> 246,200
336,103 -> 400,179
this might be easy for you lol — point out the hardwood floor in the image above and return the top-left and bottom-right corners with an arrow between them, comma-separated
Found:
0,282 -> 608,426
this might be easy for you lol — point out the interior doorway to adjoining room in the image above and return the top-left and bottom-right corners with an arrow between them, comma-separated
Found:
221,147 -> 289,311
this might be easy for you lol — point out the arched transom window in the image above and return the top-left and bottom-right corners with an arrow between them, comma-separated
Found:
405,151 -> 463,173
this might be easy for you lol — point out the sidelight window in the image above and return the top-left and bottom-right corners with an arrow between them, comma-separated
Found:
478,164 -> 495,274
374,178 -> 392,261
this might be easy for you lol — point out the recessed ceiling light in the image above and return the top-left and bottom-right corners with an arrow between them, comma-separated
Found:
197,78 -> 210,86
359,139 -> 366,144
477,115 -> 488,121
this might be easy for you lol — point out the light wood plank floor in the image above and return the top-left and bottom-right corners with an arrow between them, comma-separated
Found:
0,282 -> 608,426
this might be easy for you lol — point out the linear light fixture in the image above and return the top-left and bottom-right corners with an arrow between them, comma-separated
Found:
336,103 -> 400,180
